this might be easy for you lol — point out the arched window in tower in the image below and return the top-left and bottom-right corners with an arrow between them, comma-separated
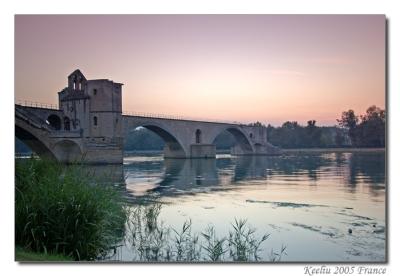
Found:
93,116 -> 98,126
64,117 -> 71,131
195,129 -> 202,144
46,114 -> 61,130
73,76 -> 77,90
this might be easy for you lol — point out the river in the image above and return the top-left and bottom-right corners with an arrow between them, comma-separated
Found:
89,151 -> 386,262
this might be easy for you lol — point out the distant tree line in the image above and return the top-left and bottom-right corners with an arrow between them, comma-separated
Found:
266,121 -> 341,149
124,128 -> 164,151
266,105 -> 385,148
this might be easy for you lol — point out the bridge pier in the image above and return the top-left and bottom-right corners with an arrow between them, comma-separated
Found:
163,144 -> 217,159
190,144 -> 216,158
163,143 -> 186,158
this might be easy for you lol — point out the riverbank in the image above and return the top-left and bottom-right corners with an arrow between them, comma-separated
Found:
16,247 -> 73,262
282,147 -> 385,154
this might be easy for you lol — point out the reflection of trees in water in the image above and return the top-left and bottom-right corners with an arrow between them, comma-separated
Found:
333,152 -> 349,167
260,154 -> 332,181
219,154 -> 331,182
99,152 -> 385,202
232,157 -> 268,182
348,152 -> 386,194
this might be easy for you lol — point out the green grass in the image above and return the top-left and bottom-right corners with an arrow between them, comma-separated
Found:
15,158 -> 127,261
16,247 -> 73,262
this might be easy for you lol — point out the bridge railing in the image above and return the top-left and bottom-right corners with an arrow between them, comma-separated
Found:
15,100 -> 59,110
15,100 -> 244,125
122,110 -> 244,125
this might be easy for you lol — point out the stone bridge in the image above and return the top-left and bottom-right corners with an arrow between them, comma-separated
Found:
15,70 -> 280,164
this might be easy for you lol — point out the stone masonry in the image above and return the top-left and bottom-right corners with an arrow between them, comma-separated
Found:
15,70 -> 281,164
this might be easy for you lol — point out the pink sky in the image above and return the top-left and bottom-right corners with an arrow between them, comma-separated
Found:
15,15 -> 385,126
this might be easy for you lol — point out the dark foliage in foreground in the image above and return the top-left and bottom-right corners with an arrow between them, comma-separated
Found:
15,158 -> 127,260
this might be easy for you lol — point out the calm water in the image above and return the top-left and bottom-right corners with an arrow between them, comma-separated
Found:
95,151 -> 386,262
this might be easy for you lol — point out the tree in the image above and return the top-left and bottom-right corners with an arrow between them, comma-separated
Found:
334,128 -> 345,147
306,120 -> 322,147
307,120 -> 316,128
282,121 -> 299,130
337,110 -> 359,146
358,106 -> 385,147
336,106 -> 385,147
267,120 -> 328,148
248,121 -> 264,127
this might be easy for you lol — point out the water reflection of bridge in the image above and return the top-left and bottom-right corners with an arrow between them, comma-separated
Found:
82,152 -> 385,204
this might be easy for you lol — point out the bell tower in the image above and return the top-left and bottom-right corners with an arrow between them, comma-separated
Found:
58,69 -> 124,163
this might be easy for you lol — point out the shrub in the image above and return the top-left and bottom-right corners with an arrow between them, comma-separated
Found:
15,158 -> 126,261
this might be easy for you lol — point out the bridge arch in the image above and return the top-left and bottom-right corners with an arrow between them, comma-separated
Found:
253,143 -> 263,154
15,125 -> 56,160
212,126 -> 254,154
52,140 -> 82,163
125,121 -> 187,158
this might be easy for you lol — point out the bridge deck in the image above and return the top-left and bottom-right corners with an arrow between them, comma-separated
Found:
15,101 -> 244,126
122,113 -> 243,126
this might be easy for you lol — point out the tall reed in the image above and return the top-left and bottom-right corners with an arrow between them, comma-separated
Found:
124,204 -> 286,262
15,158 -> 127,261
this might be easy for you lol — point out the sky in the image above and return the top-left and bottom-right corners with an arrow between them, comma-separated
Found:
15,15 -> 385,126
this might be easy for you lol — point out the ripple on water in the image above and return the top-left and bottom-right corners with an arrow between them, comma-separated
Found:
246,199 -> 329,208
116,152 -> 386,262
